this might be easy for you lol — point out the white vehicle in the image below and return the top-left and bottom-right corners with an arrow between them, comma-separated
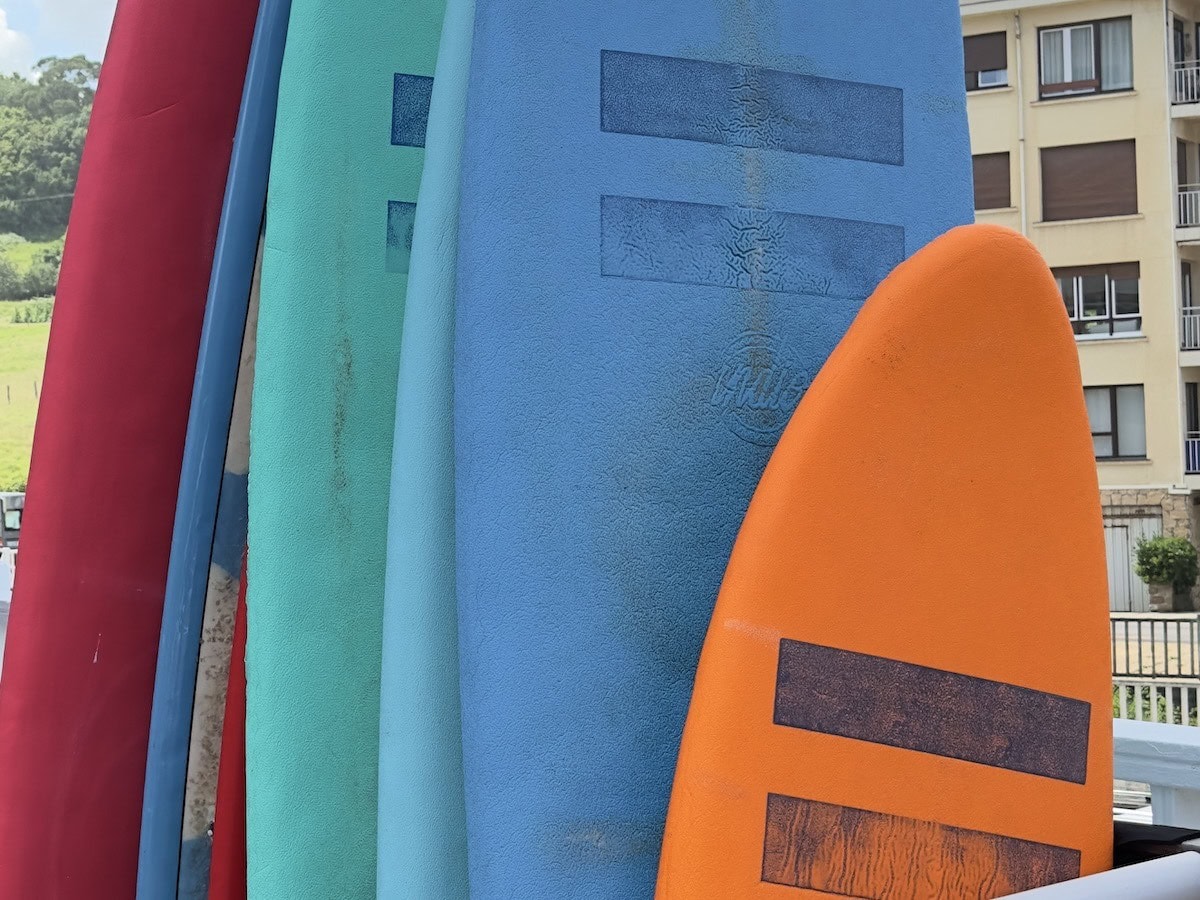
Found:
0,492 -> 23,550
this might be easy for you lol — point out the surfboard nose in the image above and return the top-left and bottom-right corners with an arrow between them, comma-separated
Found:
657,223 -> 1113,899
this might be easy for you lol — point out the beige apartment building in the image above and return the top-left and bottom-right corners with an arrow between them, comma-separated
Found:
961,0 -> 1200,610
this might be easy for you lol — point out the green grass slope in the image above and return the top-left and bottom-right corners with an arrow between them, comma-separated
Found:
0,303 -> 50,490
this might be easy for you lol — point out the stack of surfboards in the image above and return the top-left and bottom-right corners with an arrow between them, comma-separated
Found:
0,0 -> 1116,897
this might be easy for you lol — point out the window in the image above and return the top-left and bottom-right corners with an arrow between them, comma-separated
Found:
965,32 -> 1008,90
2,509 -> 17,532
1041,140 -> 1137,221
973,153 -> 1010,210
1085,385 -> 1146,459
1054,263 -> 1140,337
1039,17 -> 1132,98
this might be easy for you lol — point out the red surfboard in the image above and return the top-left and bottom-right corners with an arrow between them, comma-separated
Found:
0,0 -> 258,894
209,560 -> 248,900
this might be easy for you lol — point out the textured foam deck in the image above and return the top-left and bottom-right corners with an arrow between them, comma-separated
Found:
656,225 -> 1113,898
245,0 -> 445,895
454,2 -> 974,896
376,0 -> 472,896
0,0 -> 258,894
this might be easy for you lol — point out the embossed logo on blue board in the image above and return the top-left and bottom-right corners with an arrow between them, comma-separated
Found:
601,50 -> 904,165
709,332 -> 813,446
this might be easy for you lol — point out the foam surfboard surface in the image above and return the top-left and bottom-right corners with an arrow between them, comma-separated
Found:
177,256 -> 259,899
376,0 -> 472,896
454,2 -> 973,895
209,559 -> 249,900
656,225 -> 1113,898
139,0 -> 286,887
246,0 -> 444,895
0,0 -> 258,894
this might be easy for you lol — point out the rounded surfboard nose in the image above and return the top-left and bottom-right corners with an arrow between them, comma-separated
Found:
656,224 -> 1113,899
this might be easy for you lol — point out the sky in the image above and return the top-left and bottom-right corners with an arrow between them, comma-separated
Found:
0,0 -> 116,76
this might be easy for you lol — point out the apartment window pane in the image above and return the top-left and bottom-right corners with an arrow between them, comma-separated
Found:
1070,26 -> 1096,81
1113,277 -> 1139,316
1079,274 -> 1107,319
1042,29 -> 1066,84
1040,18 -> 1131,97
1053,263 -> 1140,337
1085,385 -> 1146,458
1100,19 -> 1133,90
965,32 -> 1008,90
1116,386 -> 1147,456
973,152 -> 1010,210
1042,140 -> 1137,221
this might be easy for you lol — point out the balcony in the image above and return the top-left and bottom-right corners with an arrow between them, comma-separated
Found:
1115,719 -> 1200,828
1187,432 -> 1200,475
1183,306 -> 1200,350
1175,61 -> 1200,113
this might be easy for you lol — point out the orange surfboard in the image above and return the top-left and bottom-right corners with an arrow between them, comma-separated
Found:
656,224 -> 1112,899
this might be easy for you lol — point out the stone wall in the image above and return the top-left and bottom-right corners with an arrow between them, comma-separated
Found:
1101,489 -> 1198,611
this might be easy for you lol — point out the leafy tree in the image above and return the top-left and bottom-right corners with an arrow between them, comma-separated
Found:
0,56 -> 99,238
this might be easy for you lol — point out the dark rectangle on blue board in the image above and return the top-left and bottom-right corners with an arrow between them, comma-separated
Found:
391,73 -> 433,147
600,50 -> 904,165
600,195 -> 903,300
386,200 -> 416,274
774,640 -> 1091,783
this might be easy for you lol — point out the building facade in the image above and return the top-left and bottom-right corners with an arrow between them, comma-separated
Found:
962,0 -> 1200,610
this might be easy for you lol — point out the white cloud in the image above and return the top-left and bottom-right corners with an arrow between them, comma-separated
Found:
35,0 -> 116,59
0,8 -> 33,74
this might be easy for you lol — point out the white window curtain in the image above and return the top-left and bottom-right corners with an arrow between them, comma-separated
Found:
1101,19 -> 1133,90
1070,25 -> 1096,81
1042,29 -> 1066,83
1116,386 -> 1147,456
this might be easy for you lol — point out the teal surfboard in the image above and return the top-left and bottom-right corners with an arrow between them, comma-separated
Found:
376,0 -> 472,895
246,0 -> 445,895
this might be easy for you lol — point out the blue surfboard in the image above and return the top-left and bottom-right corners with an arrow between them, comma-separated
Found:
137,1 -> 289,896
454,2 -> 974,897
376,0 -> 473,896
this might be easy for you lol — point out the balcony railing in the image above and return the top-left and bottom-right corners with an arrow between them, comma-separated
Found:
1183,306 -> 1200,350
1178,184 -> 1200,227
1187,432 -> 1200,475
1175,60 -> 1200,105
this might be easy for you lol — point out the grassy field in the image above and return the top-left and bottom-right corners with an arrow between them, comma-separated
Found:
0,236 -> 60,272
0,302 -> 51,490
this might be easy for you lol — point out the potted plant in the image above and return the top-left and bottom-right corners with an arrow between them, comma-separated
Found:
1134,536 -> 1199,612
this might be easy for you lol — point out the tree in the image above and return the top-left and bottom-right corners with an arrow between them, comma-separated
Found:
0,56 -> 99,239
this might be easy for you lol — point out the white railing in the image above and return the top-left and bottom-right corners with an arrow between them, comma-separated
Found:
1178,184 -> 1200,227
1114,718 -> 1200,827
1175,61 -> 1200,105
1183,306 -> 1200,350
1114,677 -> 1200,725
1187,433 -> 1200,475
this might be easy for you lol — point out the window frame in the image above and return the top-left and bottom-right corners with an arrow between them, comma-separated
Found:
1038,16 -> 1133,99
1053,263 -> 1141,338
1085,384 -> 1147,460
964,32 -> 1010,92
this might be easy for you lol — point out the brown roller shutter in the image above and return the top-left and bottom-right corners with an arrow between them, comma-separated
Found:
973,153 -> 1011,210
965,33 -> 1007,73
1108,262 -> 1140,279
1041,140 -> 1137,221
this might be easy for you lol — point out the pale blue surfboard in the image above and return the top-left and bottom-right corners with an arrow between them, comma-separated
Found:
246,0 -> 444,896
376,0 -> 472,896
454,2 -> 975,897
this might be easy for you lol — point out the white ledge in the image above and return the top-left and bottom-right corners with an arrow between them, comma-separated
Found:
1114,719 -> 1200,789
